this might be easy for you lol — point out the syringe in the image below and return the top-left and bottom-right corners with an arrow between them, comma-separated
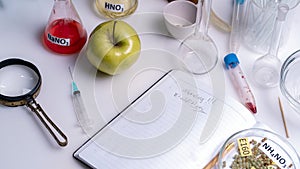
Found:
68,67 -> 93,132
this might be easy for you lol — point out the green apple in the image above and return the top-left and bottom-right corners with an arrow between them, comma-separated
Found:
86,20 -> 141,75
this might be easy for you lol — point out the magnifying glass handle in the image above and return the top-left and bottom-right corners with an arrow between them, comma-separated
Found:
26,99 -> 68,147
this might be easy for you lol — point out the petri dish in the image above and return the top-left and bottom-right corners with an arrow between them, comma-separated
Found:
218,128 -> 300,169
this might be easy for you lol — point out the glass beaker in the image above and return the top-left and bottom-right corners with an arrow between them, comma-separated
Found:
43,0 -> 87,55
94,0 -> 138,19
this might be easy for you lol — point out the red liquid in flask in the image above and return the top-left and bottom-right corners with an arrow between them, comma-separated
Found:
43,19 -> 87,54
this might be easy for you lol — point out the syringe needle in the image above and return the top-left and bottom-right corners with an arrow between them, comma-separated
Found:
68,67 -> 81,95
68,67 -> 93,132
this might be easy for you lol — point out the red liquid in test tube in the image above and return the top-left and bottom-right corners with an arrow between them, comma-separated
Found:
224,53 -> 257,114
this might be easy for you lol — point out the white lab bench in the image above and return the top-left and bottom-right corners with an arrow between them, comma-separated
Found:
0,0 -> 299,168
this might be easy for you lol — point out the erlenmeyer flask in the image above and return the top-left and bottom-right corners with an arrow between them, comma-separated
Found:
43,0 -> 87,55
94,0 -> 138,19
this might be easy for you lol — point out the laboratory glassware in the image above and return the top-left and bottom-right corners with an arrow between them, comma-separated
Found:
229,0 -> 247,54
0,58 -> 68,147
218,128 -> 300,169
43,0 -> 87,54
223,0 -> 257,113
163,0 -> 197,40
243,0 -> 299,54
252,3 -> 289,88
178,0 -> 218,75
280,50 -> 300,114
224,53 -> 257,114
94,0 -> 138,19
243,0 -> 278,54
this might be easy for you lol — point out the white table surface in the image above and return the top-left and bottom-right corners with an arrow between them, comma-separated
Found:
0,0 -> 299,168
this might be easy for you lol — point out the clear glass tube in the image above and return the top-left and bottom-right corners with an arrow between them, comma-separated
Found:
268,4 -> 289,57
224,53 -> 257,113
252,3 -> 290,88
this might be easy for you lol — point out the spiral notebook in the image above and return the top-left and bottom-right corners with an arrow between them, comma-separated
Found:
73,69 -> 256,169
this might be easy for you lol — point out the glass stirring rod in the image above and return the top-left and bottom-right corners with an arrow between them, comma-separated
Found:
68,67 -> 93,131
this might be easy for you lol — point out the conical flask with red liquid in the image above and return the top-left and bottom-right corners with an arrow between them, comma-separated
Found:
43,0 -> 87,54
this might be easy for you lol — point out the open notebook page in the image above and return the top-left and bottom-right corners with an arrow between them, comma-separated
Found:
74,70 -> 256,169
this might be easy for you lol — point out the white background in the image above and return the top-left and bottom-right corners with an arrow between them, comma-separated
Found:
0,0 -> 299,168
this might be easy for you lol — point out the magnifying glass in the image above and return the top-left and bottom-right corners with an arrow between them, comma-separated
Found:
0,58 -> 68,147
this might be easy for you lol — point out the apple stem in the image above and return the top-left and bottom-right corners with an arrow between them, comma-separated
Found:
112,20 -> 117,45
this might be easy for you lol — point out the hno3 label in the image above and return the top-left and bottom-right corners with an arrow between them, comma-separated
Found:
47,33 -> 70,46
105,2 -> 124,12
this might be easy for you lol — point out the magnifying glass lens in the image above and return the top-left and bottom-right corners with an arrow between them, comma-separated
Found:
0,64 -> 39,97
0,58 -> 68,146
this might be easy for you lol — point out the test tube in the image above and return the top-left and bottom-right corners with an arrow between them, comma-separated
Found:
224,53 -> 257,114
